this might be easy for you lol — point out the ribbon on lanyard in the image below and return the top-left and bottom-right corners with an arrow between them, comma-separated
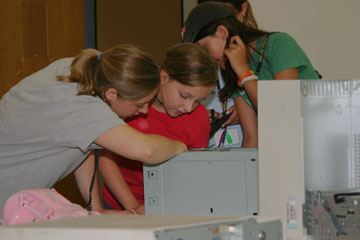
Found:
87,150 -> 99,211
255,34 -> 270,75
216,79 -> 233,147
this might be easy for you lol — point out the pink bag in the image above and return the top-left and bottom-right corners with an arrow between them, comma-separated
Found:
3,188 -> 100,225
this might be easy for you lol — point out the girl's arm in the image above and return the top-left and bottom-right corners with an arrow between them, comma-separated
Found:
242,67 -> 298,109
95,125 -> 187,164
242,80 -> 258,110
74,152 -> 122,214
98,150 -> 144,214
225,36 -> 258,109
274,68 -> 298,80
226,35 -> 300,110
74,151 -> 143,214
74,152 -> 103,212
233,96 -> 258,148
234,68 -> 298,148
242,68 -> 298,110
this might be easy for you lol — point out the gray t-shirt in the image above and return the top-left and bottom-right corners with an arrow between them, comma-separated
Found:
0,58 -> 125,217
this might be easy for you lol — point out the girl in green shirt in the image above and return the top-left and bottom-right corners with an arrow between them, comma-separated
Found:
182,2 -> 319,147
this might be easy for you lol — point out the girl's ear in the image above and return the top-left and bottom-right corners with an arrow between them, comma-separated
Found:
160,69 -> 169,85
215,25 -> 229,41
104,88 -> 118,104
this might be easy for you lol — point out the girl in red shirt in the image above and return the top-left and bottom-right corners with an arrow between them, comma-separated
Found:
99,43 -> 217,214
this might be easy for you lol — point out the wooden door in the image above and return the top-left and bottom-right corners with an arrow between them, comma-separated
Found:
0,0 -> 86,206
0,0 -> 85,98
97,0 -> 182,63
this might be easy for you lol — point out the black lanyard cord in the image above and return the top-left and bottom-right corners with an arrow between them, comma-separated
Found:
87,150 -> 99,211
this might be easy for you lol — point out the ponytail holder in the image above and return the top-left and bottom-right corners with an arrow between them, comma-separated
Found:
98,52 -> 103,61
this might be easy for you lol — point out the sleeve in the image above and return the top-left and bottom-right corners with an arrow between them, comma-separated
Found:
52,96 -> 125,152
267,33 -> 310,76
187,104 -> 211,148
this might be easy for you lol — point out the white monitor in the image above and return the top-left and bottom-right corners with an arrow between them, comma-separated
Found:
258,79 -> 360,239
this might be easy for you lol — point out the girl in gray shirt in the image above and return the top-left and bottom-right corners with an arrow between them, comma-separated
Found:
0,44 -> 187,217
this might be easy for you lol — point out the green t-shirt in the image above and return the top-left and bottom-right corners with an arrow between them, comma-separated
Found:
232,32 -> 320,106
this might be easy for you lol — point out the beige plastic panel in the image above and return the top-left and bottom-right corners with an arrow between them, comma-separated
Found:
258,80 -> 306,239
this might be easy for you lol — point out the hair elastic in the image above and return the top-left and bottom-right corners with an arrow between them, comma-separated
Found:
98,52 -> 103,61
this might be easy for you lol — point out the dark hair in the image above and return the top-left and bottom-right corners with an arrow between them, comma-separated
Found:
195,16 -> 269,100
57,45 -> 160,101
161,43 -> 217,87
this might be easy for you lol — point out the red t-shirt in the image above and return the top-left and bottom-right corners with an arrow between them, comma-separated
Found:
102,104 -> 210,209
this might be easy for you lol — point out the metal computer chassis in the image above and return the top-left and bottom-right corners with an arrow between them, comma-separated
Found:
304,189 -> 360,239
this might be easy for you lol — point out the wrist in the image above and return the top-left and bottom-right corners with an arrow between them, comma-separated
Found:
127,208 -> 137,214
241,74 -> 259,87
237,70 -> 258,87
179,142 -> 187,152
234,65 -> 252,79
92,204 -> 105,213
127,202 -> 144,214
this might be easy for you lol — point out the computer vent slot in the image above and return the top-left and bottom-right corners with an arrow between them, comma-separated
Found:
302,79 -> 360,97
353,134 -> 360,187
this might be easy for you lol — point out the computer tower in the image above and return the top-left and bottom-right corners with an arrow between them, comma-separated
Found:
143,148 -> 258,216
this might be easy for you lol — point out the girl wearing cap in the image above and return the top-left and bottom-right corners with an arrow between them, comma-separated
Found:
0,44 -> 187,217
183,2 -> 319,147
197,0 -> 260,148
99,43 -> 217,214
198,0 -> 258,29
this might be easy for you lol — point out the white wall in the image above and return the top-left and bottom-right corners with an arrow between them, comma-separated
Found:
183,0 -> 360,79
251,0 -> 360,79
183,0 -> 197,22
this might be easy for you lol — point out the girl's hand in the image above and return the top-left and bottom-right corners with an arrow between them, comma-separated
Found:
102,209 -> 138,215
119,209 -> 136,214
207,109 -> 222,120
224,36 -> 251,78
133,203 -> 145,214
101,209 -> 129,214
124,202 -> 144,215
207,106 -> 240,128
222,105 -> 240,127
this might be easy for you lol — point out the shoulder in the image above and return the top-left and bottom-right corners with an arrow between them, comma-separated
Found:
52,57 -> 74,66
267,32 -> 300,49
23,58 -> 74,83
42,57 -> 74,73
265,32 -> 304,60
268,32 -> 295,42
52,58 -> 74,75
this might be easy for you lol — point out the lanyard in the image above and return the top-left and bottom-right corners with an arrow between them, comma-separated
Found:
255,35 -> 270,75
218,35 -> 270,147
87,150 -> 99,211
216,79 -> 232,147
216,79 -> 227,113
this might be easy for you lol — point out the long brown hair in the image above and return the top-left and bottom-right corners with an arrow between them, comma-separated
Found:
161,43 -> 217,87
57,44 -> 160,101
194,17 -> 270,101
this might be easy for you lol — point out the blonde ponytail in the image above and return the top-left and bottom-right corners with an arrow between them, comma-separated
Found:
58,45 -> 160,101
